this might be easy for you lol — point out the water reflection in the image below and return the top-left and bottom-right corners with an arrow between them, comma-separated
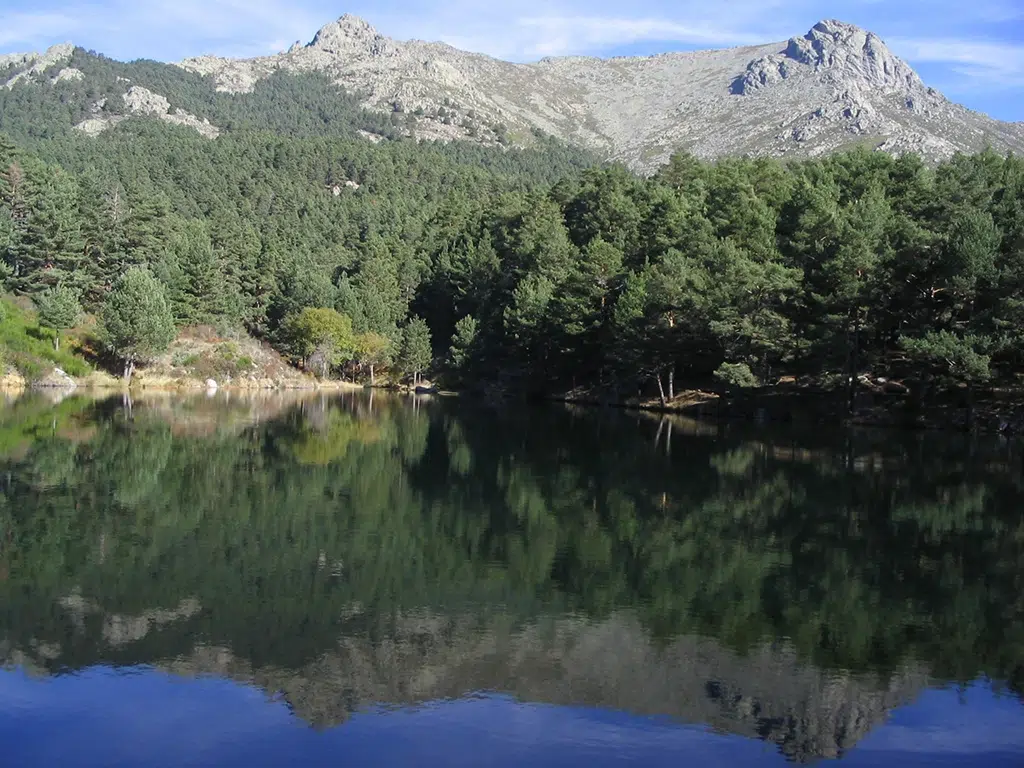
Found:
0,391 -> 1022,763
3,668 -> 1022,767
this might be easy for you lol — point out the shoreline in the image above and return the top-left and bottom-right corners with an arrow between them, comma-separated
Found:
542,385 -> 1024,436
0,369 -> 366,396
7,370 -> 1024,436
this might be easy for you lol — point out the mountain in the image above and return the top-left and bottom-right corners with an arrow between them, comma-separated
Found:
3,16 -> 1022,170
174,15 -> 1024,170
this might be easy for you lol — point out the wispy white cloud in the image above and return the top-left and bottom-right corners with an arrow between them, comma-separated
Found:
889,37 -> 1024,87
0,12 -> 78,49
134,0 -> 320,55
1,0 -> 321,60
512,16 -> 768,58
365,0 -> 796,60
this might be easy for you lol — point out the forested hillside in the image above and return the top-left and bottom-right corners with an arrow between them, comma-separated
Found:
1,52 -> 1023,402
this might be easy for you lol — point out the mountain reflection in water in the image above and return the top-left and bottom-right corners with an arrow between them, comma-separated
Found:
0,391 -> 1022,765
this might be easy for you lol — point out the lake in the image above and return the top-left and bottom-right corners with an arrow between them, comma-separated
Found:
1,390 -> 1022,766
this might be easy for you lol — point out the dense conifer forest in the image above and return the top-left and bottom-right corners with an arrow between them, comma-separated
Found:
1,49 -> 1023,399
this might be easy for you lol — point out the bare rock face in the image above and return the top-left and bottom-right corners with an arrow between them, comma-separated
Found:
50,67 -> 85,84
2,43 -> 74,88
309,14 -> 393,57
73,116 -> 125,136
123,84 -> 171,115
739,54 -> 795,92
739,20 -> 924,97
75,85 -> 220,139
734,18 -> 950,159
788,20 -> 924,93
174,15 -> 1024,171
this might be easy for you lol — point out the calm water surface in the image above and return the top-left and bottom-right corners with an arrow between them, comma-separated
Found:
0,391 -> 1022,766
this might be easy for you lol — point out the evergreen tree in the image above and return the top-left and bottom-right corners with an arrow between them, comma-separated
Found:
101,267 -> 176,382
6,164 -> 84,294
35,285 -> 82,351
0,133 -> 16,167
163,219 -> 236,324
448,315 -> 478,373
399,316 -> 432,386
341,238 -> 407,341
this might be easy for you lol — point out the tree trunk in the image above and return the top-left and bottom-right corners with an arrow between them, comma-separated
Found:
370,364 -> 375,387
123,359 -> 135,385
848,312 -> 861,416
967,382 -> 976,432
656,372 -> 667,407
668,368 -> 675,402
53,332 -> 60,352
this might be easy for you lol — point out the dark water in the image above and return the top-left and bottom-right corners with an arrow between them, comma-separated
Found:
1,391 -> 1023,767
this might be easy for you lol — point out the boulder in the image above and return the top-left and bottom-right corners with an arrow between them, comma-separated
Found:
32,367 -> 78,390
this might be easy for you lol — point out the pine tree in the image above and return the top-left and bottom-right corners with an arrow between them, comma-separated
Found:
101,268 -> 176,383
0,134 -> 16,168
7,164 -> 85,295
35,285 -> 82,351
78,174 -> 156,303
399,316 -> 432,386
166,220 -> 228,325
0,160 -> 29,287
448,315 -> 478,372
345,238 -> 406,339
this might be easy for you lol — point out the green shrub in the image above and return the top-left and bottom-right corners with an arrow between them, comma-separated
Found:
171,350 -> 196,367
0,297 -> 91,379
217,342 -> 240,362
714,362 -> 760,389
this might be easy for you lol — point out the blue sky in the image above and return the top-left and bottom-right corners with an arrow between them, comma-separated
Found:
2,0 -> 1023,121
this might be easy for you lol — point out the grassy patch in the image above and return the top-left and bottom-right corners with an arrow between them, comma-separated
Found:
0,296 -> 92,380
169,340 -> 260,381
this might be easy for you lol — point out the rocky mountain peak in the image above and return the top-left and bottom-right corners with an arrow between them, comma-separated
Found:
2,43 -> 75,89
738,18 -> 929,109
787,19 -> 924,94
161,15 -> 1024,168
308,14 -> 390,55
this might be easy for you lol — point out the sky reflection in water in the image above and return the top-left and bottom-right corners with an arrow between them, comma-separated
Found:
1,667 -> 1022,767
